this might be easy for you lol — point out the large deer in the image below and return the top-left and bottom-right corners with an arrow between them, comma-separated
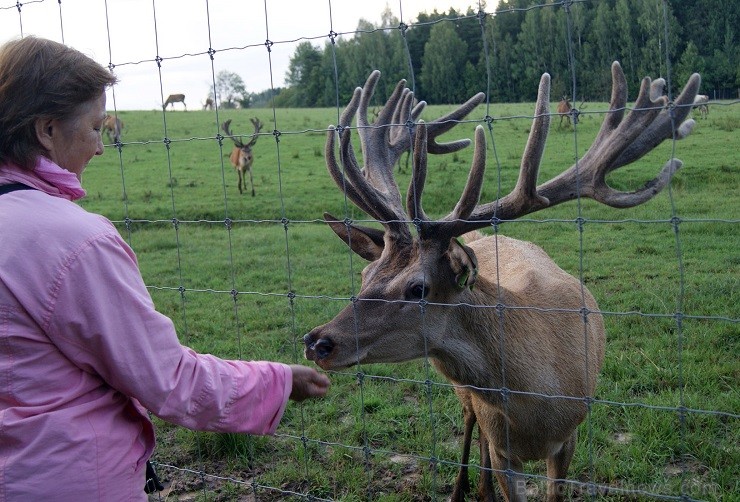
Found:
304,63 -> 700,501
163,93 -> 186,111
221,118 -> 263,196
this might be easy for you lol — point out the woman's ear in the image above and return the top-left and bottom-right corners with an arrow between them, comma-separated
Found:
35,117 -> 55,152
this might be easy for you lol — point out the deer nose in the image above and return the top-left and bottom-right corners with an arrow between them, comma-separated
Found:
303,333 -> 334,360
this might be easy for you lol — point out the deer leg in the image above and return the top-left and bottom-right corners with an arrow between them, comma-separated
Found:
545,431 -> 577,502
247,168 -> 255,197
489,447 -> 526,502
238,170 -> 244,195
451,396 -> 475,501
477,428 -> 495,502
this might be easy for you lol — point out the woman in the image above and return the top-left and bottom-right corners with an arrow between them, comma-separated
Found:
0,36 -> 330,500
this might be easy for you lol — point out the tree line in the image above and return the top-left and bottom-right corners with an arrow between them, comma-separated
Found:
262,0 -> 737,107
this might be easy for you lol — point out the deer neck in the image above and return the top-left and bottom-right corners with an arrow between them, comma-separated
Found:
428,277 -> 520,399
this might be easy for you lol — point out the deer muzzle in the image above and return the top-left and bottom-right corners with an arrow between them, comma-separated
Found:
303,332 -> 335,363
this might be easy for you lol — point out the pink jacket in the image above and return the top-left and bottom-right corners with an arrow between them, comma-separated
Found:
0,158 -> 292,501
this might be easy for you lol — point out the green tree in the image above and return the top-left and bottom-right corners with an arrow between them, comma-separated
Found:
591,1 -> 617,98
675,41 -> 703,91
420,21 -> 468,103
285,42 -> 324,107
614,0 -> 640,93
210,70 -> 249,109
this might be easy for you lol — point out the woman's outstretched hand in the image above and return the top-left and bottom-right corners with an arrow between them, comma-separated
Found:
288,364 -> 331,402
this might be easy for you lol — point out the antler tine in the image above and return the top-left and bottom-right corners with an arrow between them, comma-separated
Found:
325,126 -> 378,219
326,128 -> 383,223
610,72 -> 700,170
425,92 -> 486,154
420,74 -> 550,240
358,73 -> 413,189
411,122 -> 489,241
244,117 -> 263,148
339,93 -> 360,133
507,72 -> 552,215
588,61 -> 628,155
389,89 -> 424,161
325,124 -> 412,238
339,127 -> 407,226
407,120 -> 429,223
221,119 -> 244,148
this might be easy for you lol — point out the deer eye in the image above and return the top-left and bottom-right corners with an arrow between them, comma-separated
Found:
406,283 -> 428,301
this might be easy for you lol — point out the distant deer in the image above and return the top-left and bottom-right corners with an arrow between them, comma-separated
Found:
221,118 -> 264,196
692,94 -> 709,119
304,64 -> 700,501
163,93 -> 186,111
203,97 -> 214,110
101,114 -> 123,144
557,96 -> 573,127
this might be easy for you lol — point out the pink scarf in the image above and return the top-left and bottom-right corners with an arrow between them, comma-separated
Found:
0,157 -> 86,201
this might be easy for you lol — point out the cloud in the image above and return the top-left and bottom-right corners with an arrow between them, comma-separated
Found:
1,0 -> 484,109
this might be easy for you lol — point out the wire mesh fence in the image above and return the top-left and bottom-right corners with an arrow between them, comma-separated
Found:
1,0 -> 737,500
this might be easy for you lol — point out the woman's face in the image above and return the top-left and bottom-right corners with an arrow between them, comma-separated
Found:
45,92 -> 107,179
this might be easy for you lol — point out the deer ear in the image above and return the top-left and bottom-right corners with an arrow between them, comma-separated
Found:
447,238 -> 478,289
323,212 -> 385,262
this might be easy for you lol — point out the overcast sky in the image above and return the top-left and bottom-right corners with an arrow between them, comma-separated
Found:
0,0 -> 490,110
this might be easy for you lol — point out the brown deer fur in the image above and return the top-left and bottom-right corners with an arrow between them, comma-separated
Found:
557,97 -> 572,128
102,114 -> 123,144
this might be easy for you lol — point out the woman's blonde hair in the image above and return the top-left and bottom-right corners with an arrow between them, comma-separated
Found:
0,36 -> 118,170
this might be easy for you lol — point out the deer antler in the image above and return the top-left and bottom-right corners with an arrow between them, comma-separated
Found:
420,61 -> 700,240
246,117 -> 264,148
326,70 -> 485,239
221,119 -> 244,148
327,63 -> 699,244
221,118 -> 263,149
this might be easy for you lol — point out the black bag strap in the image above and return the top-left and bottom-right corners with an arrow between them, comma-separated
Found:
0,183 -> 36,196
144,460 -> 165,493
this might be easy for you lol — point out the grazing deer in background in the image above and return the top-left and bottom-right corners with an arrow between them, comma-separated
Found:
692,93 -> 709,119
102,114 -> 123,144
163,93 -> 186,111
304,64 -> 700,501
221,118 -> 264,196
203,97 -> 214,110
557,96 -> 573,127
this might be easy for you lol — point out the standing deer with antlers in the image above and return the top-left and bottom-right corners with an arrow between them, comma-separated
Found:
304,63 -> 700,501
221,118 -> 263,196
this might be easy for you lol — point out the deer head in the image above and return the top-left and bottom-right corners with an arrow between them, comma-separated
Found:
304,62 -> 699,370
221,118 -> 263,152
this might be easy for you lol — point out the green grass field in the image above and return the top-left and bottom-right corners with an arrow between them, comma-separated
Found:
81,99 -> 738,501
